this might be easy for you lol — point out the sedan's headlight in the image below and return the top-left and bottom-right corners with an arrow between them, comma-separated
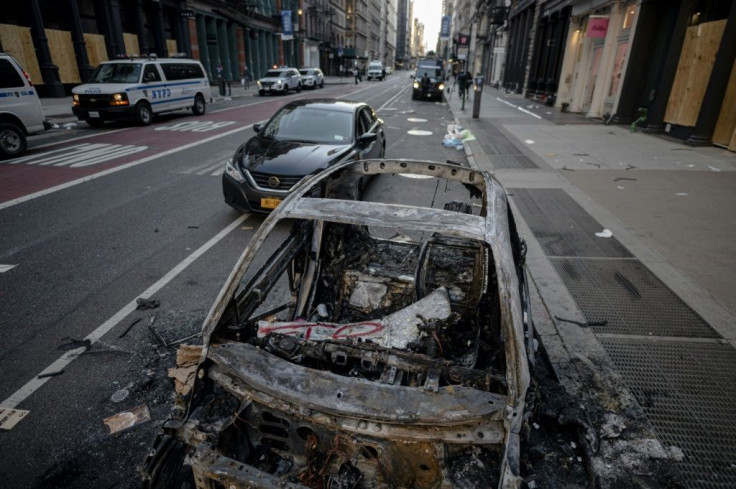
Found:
225,159 -> 245,183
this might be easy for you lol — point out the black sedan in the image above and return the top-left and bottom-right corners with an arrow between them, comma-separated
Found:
223,99 -> 386,213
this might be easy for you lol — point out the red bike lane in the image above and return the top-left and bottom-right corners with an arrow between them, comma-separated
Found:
0,86 -> 358,206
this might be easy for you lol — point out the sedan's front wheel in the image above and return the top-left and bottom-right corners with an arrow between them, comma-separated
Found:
296,83 -> 302,93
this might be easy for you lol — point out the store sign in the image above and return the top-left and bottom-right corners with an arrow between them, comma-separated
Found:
281,11 -> 294,40
586,16 -> 609,38
457,33 -> 470,46
440,16 -> 451,40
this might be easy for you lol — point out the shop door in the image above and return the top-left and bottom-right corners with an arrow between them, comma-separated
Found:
582,45 -> 603,112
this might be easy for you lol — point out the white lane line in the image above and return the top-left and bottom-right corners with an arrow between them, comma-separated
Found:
378,84 -> 411,111
0,213 -> 250,410
210,167 -> 225,176
0,124 -> 254,211
496,97 -> 517,108
517,106 -> 543,119
0,264 -> 18,273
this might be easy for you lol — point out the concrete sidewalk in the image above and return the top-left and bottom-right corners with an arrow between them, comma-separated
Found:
449,87 -> 736,323
447,85 -> 736,486
39,75 -> 352,122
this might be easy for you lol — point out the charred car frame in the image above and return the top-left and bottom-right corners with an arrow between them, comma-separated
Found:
143,159 -> 534,489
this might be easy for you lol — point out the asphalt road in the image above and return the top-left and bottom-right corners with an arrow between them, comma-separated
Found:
0,74 -> 469,488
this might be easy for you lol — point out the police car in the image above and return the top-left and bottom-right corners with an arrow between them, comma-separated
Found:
0,53 -> 48,159
72,56 -> 209,127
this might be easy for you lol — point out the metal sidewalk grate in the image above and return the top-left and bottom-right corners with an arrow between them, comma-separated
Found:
550,258 -> 718,338
466,120 -> 539,169
600,338 -> 736,489
510,188 -> 632,258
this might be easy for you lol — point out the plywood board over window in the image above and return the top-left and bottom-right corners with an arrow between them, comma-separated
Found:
46,29 -> 81,83
0,23 -> 42,84
713,59 -> 736,152
167,39 -> 178,56
664,20 -> 726,127
84,33 -> 109,67
123,33 -> 140,56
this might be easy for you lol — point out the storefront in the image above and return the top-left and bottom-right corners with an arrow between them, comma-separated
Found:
555,0 -> 637,117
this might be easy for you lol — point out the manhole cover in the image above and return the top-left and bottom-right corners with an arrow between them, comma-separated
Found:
407,130 -> 432,136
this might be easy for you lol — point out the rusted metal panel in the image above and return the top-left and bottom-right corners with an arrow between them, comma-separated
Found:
208,342 -> 507,424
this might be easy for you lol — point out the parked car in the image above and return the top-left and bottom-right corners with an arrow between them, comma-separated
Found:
222,99 -> 385,212
71,56 -> 208,127
367,61 -> 384,80
257,68 -> 302,96
0,52 -> 49,158
143,159 -> 534,489
298,68 -> 324,89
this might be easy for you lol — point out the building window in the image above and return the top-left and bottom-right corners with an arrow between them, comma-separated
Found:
622,4 -> 636,29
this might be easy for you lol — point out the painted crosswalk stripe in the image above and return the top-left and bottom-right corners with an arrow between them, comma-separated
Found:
6,143 -> 147,168
0,264 -> 18,273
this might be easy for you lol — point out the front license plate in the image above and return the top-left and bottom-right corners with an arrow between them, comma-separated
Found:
89,111 -> 100,118
261,197 -> 281,209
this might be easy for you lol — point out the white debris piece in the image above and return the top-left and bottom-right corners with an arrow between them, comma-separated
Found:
258,287 -> 452,349
595,229 -> 613,238
349,282 -> 387,310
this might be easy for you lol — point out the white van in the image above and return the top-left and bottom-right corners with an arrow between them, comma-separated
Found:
366,61 -> 384,81
72,56 -> 209,127
0,53 -> 48,159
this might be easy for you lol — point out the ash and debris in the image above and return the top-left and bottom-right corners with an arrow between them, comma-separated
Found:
521,347 -> 686,489
28,308 -> 207,489
25,300 -> 688,489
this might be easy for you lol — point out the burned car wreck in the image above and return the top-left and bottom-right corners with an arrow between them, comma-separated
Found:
143,159 -> 534,489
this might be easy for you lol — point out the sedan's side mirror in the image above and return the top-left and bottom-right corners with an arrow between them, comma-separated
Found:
357,133 -> 377,147
253,123 -> 262,133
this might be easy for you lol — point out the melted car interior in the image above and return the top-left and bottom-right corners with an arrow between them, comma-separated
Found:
144,162 -> 528,489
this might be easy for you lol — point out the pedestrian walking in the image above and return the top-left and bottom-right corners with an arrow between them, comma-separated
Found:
241,66 -> 250,90
354,66 -> 359,84
457,71 -> 466,99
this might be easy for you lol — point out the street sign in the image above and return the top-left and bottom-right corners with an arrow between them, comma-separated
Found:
441,16 -> 451,40
281,11 -> 294,40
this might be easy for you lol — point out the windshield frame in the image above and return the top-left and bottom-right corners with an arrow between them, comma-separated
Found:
88,63 -> 142,84
263,70 -> 287,78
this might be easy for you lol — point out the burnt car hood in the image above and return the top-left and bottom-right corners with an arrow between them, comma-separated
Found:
243,138 -> 352,175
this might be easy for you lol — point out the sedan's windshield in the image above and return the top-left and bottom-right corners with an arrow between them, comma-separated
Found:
89,63 -> 141,83
262,107 -> 353,144
264,70 -> 286,78
299,70 -> 314,76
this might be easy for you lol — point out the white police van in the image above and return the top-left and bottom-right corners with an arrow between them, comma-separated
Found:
0,53 -> 49,159
72,56 -> 209,127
